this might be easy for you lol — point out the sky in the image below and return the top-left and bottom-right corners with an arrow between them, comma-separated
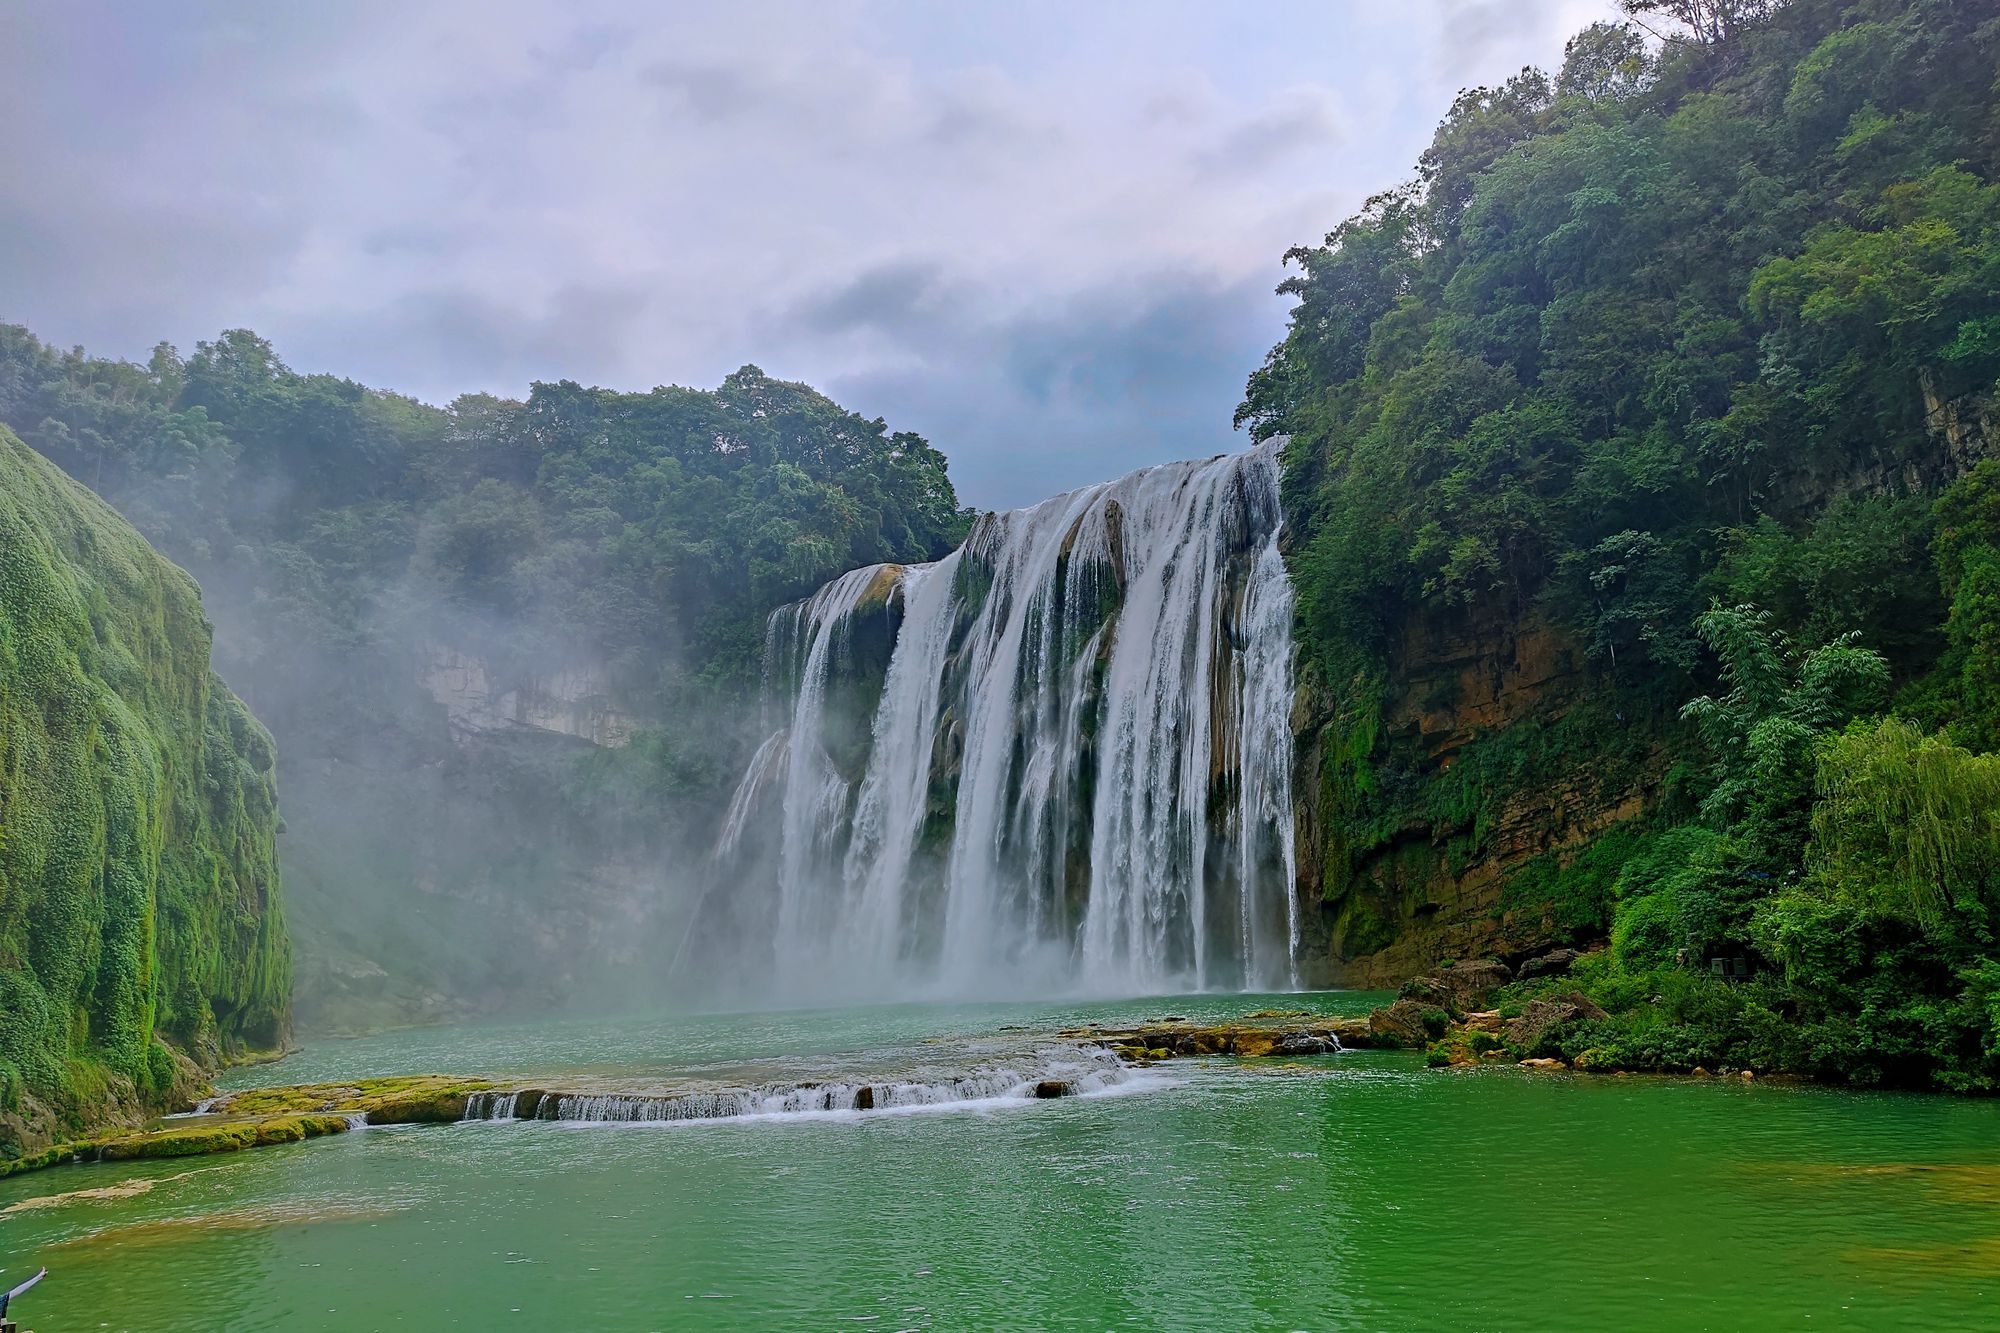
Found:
7,0 -> 1615,509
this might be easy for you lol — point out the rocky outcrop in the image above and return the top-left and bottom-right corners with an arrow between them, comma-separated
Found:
1072,1015 -> 1370,1059
1367,1000 -> 1446,1048
418,646 -> 638,747
1398,959 -> 1513,1014
1519,948 -> 1582,980
1504,992 -> 1609,1053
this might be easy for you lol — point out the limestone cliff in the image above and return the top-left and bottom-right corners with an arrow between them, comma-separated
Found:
417,646 -> 638,748
1292,606 -> 1661,988
0,427 -> 289,1158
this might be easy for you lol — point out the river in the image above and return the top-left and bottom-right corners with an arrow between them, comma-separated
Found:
3,992 -> 1996,1331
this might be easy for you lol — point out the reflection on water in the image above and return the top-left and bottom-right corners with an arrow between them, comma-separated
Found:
4,997 -> 1999,1332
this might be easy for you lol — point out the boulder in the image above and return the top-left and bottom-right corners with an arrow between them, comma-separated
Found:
1399,959 -> 1513,1015
1503,991 -> 1609,1052
1033,1079 -> 1075,1099
1462,1010 -> 1503,1035
1520,1058 -> 1567,1071
1273,1030 -> 1342,1056
1369,999 -> 1445,1048
1518,948 -> 1581,980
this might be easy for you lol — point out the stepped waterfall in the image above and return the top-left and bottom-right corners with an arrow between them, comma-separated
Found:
706,443 -> 1297,1000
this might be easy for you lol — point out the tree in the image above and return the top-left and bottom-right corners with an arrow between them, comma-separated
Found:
1620,0 -> 1780,47
1679,603 -> 1888,845
1557,23 -> 1654,103
1807,718 -> 2000,930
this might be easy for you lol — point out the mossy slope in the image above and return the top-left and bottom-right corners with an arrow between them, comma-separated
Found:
0,426 -> 289,1157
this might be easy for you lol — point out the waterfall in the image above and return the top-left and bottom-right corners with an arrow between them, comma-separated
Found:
708,444 -> 1296,1000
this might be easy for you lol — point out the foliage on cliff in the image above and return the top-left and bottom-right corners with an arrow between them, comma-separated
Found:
0,329 -> 966,1030
1250,0 -> 2000,1088
0,427 -> 288,1153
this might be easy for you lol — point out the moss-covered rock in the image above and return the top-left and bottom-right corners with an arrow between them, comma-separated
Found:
207,1075 -> 493,1122
0,1075 -> 502,1179
0,427 -> 289,1160
1074,1016 -> 1371,1059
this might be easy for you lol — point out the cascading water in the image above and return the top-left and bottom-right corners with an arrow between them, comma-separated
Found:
706,443 -> 1296,1000
458,1046 -> 1134,1124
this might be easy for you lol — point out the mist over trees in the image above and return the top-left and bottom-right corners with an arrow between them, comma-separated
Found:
0,327 -> 967,1030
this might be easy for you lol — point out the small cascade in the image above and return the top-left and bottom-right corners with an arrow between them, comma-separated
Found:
706,443 -> 1297,1000
712,730 -> 787,865
342,1112 -> 370,1131
462,1091 -> 521,1121
456,1046 -> 1132,1124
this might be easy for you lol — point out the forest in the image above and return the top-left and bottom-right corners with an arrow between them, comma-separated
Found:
1245,0 -> 2000,1088
0,328 -> 966,1029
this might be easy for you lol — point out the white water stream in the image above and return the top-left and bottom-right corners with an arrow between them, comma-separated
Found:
711,444 -> 1296,999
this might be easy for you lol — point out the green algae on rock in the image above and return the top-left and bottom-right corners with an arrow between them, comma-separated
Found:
0,1076 -> 498,1179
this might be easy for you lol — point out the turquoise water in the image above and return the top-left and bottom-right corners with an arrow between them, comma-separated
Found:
5,993 -> 1999,1331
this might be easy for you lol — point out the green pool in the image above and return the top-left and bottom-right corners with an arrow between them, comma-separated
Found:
4,993 -> 1996,1331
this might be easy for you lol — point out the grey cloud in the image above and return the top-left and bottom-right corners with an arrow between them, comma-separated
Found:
4,1 -> 1594,510
532,23 -> 632,75
792,261 -> 950,338
361,225 -> 465,257
0,194 -> 305,355
296,284 -> 653,400
1195,92 -> 1344,178
642,59 -> 764,122
1432,0 -> 1616,90
1436,1 -> 1517,83
821,271 -> 1282,509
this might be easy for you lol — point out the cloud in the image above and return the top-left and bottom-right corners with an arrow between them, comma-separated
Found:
805,268 -> 1283,508
0,0 -> 1614,508
306,284 -> 654,393
642,60 -> 767,122
1194,89 -> 1345,179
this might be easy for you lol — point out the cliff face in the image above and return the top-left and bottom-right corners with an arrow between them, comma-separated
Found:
0,427 -> 289,1157
417,646 -> 639,748
1292,607 -> 1658,987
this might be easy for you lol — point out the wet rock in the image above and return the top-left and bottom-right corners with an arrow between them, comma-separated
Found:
1273,1030 -> 1342,1056
1033,1079 -> 1075,1099
854,1086 -> 876,1110
1519,948 -> 1581,980
1327,1017 -> 1374,1049
1230,1031 -> 1279,1058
